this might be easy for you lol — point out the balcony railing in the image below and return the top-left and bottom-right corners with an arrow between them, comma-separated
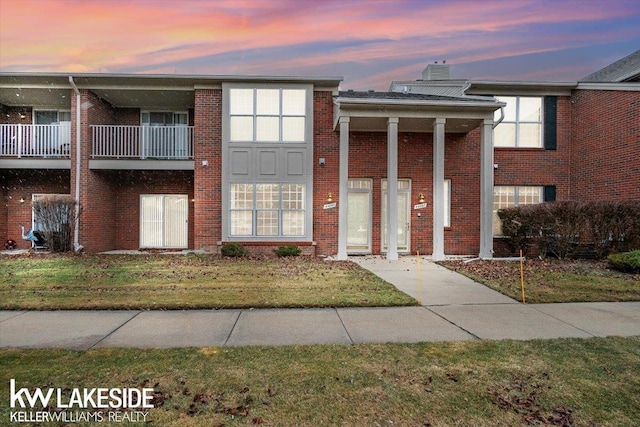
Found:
0,124 -> 71,158
91,125 -> 194,159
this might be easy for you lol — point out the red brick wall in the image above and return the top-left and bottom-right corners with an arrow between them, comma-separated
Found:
115,108 -> 139,125
1,170 -> 70,250
312,91 -> 340,257
0,182 -> 6,246
445,131 -> 481,255
493,96 -> 572,200
343,131 -> 484,255
72,90 -> 118,252
113,171 -> 194,249
1,106 -> 32,124
571,89 -> 640,201
193,89 -> 222,251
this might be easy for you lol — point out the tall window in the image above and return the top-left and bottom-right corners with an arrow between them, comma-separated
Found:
230,183 -> 305,237
229,88 -> 306,142
493,186 -> 543,236
494,97 -> 542,148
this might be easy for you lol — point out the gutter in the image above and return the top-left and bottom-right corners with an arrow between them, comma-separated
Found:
493,104 -> 505,129
69,76 -> 82,252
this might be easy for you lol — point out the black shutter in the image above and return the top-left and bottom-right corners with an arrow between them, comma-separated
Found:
544,96 -> 557,150
544,185 -> 556,202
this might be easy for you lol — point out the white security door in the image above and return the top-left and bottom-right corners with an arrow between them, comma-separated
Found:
347,179 -> 372,253
382,179 -> 411,253
140,195 -> 188,248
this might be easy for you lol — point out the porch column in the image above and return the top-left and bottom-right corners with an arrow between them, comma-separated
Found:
432,118 -> 446,261
479,118 -> 494,259
387,117 -> 399,261
337,116 -> 350,260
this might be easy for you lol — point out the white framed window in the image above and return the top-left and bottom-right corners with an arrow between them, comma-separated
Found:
494,97 -> 542,148
493,186 -> 543,236
229,88 -> 306,143
230,183 -> 305,237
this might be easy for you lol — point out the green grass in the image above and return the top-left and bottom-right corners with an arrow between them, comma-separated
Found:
442,258 -> 640,303
0,254 -> 416,310
1,337 -> 639,426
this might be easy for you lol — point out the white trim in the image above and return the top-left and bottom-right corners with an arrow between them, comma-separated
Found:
575,82 -> 640,91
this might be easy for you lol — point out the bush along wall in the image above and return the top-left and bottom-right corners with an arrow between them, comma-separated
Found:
31,195 -> 79,252
497,200 -> 640,259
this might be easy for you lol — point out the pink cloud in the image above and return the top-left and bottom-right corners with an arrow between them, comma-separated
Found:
0,0 -> 637,87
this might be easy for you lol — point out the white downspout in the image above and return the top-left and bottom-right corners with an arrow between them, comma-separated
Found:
69,76 -> 82,252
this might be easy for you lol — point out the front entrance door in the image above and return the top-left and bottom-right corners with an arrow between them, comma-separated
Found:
347,179 -> 372,253
382,179 -> 411,253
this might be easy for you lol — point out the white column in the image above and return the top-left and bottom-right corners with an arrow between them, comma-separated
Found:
337,117 -> 350,260
479,118 -> 494,259
387,117 -> 399,261
432,118 -> 446,261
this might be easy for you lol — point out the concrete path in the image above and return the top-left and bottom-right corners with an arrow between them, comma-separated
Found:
1,256 -> 638,349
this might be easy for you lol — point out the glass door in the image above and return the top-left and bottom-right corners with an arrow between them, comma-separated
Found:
347,179 -> 372,253
382,179 -> 411,253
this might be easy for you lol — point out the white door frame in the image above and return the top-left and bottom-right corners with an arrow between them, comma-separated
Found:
139,194 -> 188,249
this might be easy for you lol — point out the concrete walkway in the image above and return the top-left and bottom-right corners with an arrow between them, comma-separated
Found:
1,256 -> 638,349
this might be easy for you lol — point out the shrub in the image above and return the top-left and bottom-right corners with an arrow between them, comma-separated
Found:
608,250 -> 640,273
31,195 -> 78,252
274,245 -> 302,257
220,243 -> 249,257
499,200 -> 640,260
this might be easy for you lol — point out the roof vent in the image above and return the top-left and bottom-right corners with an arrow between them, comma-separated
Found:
422,63 -> 450,80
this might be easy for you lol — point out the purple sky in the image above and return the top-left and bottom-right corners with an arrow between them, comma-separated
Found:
1,0 -> 638,89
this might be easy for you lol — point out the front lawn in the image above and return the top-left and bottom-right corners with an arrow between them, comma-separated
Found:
0,254 -> 416,310
1,337 -> 638,426
442,258 -> 640,303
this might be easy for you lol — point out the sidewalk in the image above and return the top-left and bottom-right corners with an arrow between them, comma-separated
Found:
1,256 -> 638,349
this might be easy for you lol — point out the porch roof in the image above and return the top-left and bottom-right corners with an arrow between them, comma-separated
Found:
334,90 -> 504,133
0,72 -> 342,110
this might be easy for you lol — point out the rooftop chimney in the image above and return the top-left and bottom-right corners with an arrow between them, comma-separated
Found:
422,63 -> 450,80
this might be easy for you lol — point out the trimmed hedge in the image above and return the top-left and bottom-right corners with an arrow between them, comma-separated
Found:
608,251 -> 640,273
220,243 -> 249,257
274,245 -> 302,257
498,200 -> 640,259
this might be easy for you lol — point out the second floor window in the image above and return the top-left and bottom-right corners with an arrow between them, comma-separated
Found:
229,88 -> 306,143
494,97 -> 542,148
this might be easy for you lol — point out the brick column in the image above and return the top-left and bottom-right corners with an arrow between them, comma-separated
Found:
194,88 -> 222,252
71,90 -> 117,252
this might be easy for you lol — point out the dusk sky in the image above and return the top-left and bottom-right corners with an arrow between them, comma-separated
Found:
0,0 -> 638,90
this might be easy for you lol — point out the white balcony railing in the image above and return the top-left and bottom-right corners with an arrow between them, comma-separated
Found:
0,123 -> 71,158
91,125 -> 194,159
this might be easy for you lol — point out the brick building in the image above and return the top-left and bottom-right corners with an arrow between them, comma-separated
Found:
1,51 -> 639,259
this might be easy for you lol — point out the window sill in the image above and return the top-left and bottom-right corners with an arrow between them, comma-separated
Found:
494,147 -> 545,151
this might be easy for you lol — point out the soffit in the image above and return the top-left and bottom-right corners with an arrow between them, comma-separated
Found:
335,91 -> 502,133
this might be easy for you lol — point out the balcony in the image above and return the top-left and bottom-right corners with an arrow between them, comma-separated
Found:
90,125 -> 194,170
0,123 -> 71,158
